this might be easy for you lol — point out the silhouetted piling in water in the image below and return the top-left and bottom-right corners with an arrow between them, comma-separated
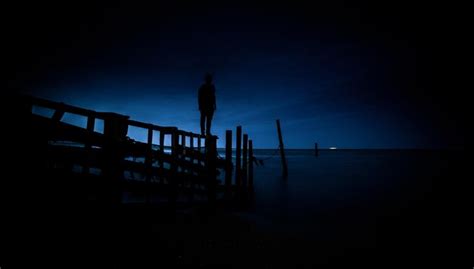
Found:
242,134 -> 248,188
225,130 -> 232,192
315,142 -> 319,156
248,139 -> 254,190
235,126 -> 242,187
276,119 -> 288,178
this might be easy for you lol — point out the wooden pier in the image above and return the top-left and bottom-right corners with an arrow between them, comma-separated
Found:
17,95 -> 254,206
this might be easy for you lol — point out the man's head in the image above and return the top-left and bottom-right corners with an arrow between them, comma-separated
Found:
204,73 -> 213,83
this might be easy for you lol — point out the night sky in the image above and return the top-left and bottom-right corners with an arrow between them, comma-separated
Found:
5,1 -> 466,149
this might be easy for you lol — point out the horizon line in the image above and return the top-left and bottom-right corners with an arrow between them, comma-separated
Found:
216,147 -> 464,151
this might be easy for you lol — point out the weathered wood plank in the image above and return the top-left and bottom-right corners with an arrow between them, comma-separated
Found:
243,134 -> 248,187
249,140 -> 254,189
225,130 -> 232,189
235,126 -> 242,187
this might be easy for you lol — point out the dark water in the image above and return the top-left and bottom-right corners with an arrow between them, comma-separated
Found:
252,149 -> 439,213
229,149 -> 469,266
252,149 -> 440,219
5,148 -> 469,267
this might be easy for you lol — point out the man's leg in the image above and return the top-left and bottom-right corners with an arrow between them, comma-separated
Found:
206,112 -> 214,135
200,112 -> 205,136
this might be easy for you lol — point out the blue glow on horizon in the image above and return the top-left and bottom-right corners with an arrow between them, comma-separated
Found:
29,77 -> 429,149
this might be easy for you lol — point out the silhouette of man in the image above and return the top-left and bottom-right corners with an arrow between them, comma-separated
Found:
198,73 -> 216,136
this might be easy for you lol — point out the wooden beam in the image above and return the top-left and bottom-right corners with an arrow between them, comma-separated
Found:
27,95 -> 98,119
181,134 -> 187,172
83,116 -> 96,174
102,113 -> 130,204
276,119 -> 288,178
190,136 -> 195,165
145,128 -> 153,183
248,140 -> 254,189
242,134 -> 248,187
52,109 -> 65,122
127,119 -> 177,132
169,131 -> 179,205
197,137 -> 202,154
159,132 -> 165,183
235,126 -> 242,187
206,135 -> 217,203
181,133 -> 186,152
225,130 -> 232,190
86,116 -> 95,132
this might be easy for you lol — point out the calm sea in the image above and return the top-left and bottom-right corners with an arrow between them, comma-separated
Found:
123,148 -> 463,241
227,149 -> 464,247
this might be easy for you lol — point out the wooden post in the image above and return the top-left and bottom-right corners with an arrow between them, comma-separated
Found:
187,135 -> 196,202
181,133 -> 186,172
145,128 -> 153,183
52,108 -> 65,122
181,133 -> 186,157
159,132 -> 165,160
225,130 -> 232,191
145,128 -> 153,203
235,126 -> 242,187
206,135 -> 217,203
87,116 -> 95,132
83,116 -> 95,174
276,119 -> 288,178
159,132 -> 165,154
171,131 -> 179,170
102,112 -> 129,204
158,131 -> 165,184
169,130 -> 179,205
314,142 -> 319,156
197,136 -> 202,156
190,135 -> 195,165
248,140 -> 254,189
103,113 -> 129,140
242,134 -> 248,188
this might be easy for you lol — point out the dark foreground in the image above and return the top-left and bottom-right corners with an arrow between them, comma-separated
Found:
2,150 -> 472,268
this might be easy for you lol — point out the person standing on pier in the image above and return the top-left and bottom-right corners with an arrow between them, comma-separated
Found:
198,73 -> 216,136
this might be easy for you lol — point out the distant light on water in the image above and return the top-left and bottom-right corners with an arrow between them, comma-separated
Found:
329,147 -> 337,150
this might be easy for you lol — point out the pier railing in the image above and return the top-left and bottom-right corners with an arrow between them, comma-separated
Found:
20,95 -> 255,204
